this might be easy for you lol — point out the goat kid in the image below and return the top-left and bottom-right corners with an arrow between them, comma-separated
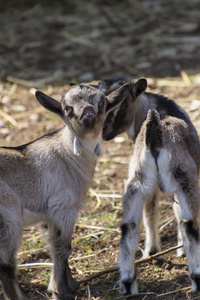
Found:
0,82 -> 130,300
101,78 -> 200,294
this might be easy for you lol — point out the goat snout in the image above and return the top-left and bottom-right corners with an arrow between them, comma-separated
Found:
81,105 -> 96,127
81,105 -> 96,118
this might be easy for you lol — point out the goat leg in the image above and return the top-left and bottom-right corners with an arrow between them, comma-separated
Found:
174,181 -> 200,292
0,195 -> 25,300
173,199 -> 185,257
119,184 -> 145,295
143,190 -> 161,258
48,225 -> 79,300
0,264 -> 28,300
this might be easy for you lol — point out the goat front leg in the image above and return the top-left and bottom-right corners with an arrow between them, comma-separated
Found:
143,189 -> 160,258
48,221 -> 79,300
119,184 -> 146,295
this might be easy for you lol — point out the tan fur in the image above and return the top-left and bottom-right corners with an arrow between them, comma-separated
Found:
0,82 -> 130,300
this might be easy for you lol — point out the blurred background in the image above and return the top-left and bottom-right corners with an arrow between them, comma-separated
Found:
0,0 -> 200,85
0,2 -> 200,299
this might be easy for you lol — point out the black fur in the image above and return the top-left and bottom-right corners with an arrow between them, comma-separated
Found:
173,166 -> 193,197
121,273 -> 137,295
101,77 -> 192,141
145,110 -> 162,161
124,184 -> 139,200
0,264 -> 25,300
151,93 -> 189,123
120,222 -> 136,259
190,274 -> 200,291
97,77 -> 127,95
181,220 -> 199,242
121,222 -> 136,240
0,128 -> 62,152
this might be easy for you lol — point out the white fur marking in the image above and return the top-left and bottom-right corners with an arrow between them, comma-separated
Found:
73,137 -> 81,156
157,149 -> 178,193
80,132 -> 102,156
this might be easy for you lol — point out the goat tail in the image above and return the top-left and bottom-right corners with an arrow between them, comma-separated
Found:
145,109 -> 163,161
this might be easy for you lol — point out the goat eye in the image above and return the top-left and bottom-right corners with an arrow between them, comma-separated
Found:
98,101 -> 104,109
65,106 -> 74,117
65,106 -> 72,112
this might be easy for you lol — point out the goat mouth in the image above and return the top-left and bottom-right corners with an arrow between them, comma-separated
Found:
80,106 -> 96,128
80,106 -> 96,120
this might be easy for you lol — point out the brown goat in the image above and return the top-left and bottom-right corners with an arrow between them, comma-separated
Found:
0,82 -> 130,300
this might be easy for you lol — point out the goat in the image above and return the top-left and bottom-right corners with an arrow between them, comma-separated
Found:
101,77 -> 200,294
0,82 -> 130,300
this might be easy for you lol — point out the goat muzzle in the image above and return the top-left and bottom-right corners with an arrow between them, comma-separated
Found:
81,105 -> 96,128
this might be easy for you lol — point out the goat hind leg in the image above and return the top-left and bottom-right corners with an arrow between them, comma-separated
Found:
176,187 -> 200,291
119,184 -> 146,295
119,127 -> 159,294
0,264 -> 28,300
143,190 -> 160,258
180,218 -> 200,291
173,198 -> 185,257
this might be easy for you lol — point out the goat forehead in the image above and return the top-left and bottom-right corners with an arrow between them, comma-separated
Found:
63,86 -> 103,106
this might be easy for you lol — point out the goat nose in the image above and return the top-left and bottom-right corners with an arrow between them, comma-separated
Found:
83,105 -> 95,117
81,105 -> 96,128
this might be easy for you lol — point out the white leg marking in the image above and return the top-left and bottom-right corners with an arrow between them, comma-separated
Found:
173,198 -> 185,257
120,147 -> 158,294
143,191 -> 160,258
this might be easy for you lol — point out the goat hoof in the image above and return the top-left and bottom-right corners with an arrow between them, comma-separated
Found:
69,278 -> 80,291
176,247 -> 185,258
119,281 -> 130,295
119,280 -> 138,295
51,292 -> 75,300
21,290 -> 29,300
143,246 -> 160,259
191,273 -> 200,291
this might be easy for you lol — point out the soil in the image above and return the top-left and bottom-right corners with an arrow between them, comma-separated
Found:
0,1 -> 200,299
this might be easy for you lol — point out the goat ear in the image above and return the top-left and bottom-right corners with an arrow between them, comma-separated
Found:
131,78 -> 147,98
105,83 -> 130,113
35,91 -> 64,119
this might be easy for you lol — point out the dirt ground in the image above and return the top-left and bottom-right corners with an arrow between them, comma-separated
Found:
1,1 -> 200,299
